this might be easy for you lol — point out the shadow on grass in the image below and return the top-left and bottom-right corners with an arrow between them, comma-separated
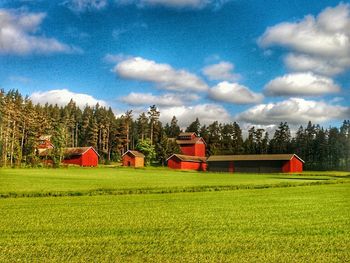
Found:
272,177 -> 331,181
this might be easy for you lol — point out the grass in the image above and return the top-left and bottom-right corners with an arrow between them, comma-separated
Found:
0,167 -> 349,262
0,167 -> 348,198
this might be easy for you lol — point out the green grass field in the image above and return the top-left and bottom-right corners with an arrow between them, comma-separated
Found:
0,167 -> 349,262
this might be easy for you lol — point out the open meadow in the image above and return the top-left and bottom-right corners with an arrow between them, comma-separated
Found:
0,167 -> 349,262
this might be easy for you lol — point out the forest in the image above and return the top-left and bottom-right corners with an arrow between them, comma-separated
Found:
0,89 -> 349,170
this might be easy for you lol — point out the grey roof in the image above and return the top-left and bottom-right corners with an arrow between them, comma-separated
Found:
122,150 -> 145,158
207,154 -> 304,163
167,154 -> 207,163
64,147 -> 99,157
38,147 -> 99,157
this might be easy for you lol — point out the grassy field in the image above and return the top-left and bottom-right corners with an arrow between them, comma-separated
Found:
0,167 -> 349,262
0,167 -> 348,197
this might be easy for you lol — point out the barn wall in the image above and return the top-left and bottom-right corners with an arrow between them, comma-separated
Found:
208,160 -> 288,173
207,161 -> 229,172
81,149 -> 98,167
194,143 -> 206,157
168,158 -> 206,171
168,158 -> 182,169
181,161 -> 206,171
180,145 -> 196,156
122,154 -> 135,167
282,157 -> 303,173
62,156 -> 82,166
134,157 -> 144,167
229,161 -> 234,172
234,160 -> 283,173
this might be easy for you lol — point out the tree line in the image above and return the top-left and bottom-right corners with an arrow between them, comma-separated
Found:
0,89 -> 349,170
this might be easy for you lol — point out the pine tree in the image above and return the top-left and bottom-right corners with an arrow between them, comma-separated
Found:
155,131 -> 181,166
147,105 -> 160,145
167,116 -> 181,138
269,122 -> 291,154
185,118 -> 201,134
207,121 -> 221,155
137,112 -> 149,141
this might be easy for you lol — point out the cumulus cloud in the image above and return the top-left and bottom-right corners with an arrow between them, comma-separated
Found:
237,98 -> 350,125
114,56 -> 209,92
283,53 -> 349,76
0,9 -> 79,55
63,0 -> 108,12
264,72 -> 340,96
202,61 -> 240,81
30,89 -> 107,108
121,92 -> 199,106
259,3 -> 350,57
160,103 -> 232,127
209,81 -> 263,104
259,3 -> 350,76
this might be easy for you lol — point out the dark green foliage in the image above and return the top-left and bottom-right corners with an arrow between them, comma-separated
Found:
185,118 -> 201,134
269,122 -> 291,154
136,139 -> 156,166
156,132 -> 181,166
164,116 -> 181,138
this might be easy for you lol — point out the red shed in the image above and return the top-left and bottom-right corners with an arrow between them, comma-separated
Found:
62,147 -> 99,167
122,150 -> 145,167
207,154 -> 304,173
167,154 -> 207,171
36,135 -> 54,155
176,132 -> 206,157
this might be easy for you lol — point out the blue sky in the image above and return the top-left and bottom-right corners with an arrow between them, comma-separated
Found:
1,0 -> 349,129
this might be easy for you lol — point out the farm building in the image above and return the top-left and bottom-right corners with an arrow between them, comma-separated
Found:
62,147 -> 99,167
207,154 -> 304,173
36,135 -> 54,154
176,132 -> 206,157
122,150 -> 145,168
167,154 -> 207,171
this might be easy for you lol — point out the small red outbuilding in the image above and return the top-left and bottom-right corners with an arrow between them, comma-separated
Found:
167,154 -> 207,171
122,150 -> 145,167
62,147 -> 99,167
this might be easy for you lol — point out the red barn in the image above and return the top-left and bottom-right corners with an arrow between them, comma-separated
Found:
62,147 -> 99,167
176,132 -> 206,157
122,150 -> 145,167
36,135 -> 54,154
167,154 -> 207,171
207,154 -> 304,173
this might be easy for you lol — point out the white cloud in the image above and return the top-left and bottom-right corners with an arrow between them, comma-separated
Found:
160,103 -> 232,127
64,0 -> 108,12
237,98 -> 350,125
284,53 -> 349,76
0,9 -> 79,55
118,0 -> 229,9
259,3 -> 350,58
259,3 -> 350,76
103,53 -> 129,63
121,92 -> 199,106
264,72 -> 340,96
209,81 -> 263,104
114,56 -> 209,92
202,61 -> 240,81
30,89 -> 107,108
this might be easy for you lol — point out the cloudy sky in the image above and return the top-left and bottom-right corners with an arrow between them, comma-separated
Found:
1,0 -> 349,129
